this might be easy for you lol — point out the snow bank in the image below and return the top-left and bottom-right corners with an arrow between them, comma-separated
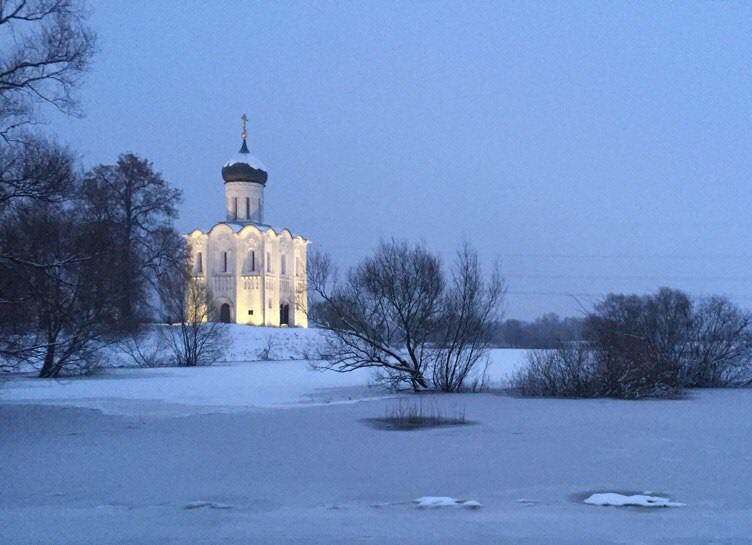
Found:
0,324 -> 528,416
98,325 -> 331,368
2,324 -> 528,378
218,326 -> 329,362
94,325 -> 528,373
584,493 -> 685,508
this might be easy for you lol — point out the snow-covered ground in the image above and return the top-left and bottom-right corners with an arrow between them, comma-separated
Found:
0,325 -> 527,416
86,324 -> 338,368
1,326 -> 751,544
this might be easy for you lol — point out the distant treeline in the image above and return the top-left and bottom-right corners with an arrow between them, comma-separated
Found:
491,314 -> 584,349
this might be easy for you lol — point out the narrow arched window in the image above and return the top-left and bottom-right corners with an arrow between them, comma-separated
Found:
196,252 -> 203,274
223,251 -> 228,273
246,197 -> 251,219
232,197 -> 238,220
250,250 -> 256,272
281,255 -> 287,275
266,251 -> 272,273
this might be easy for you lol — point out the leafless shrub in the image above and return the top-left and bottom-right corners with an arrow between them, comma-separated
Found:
511,345 -> 597,397
117,329 -> 171,368
158,248 -> 226,367
514,289 -> 752,399
257,334 -> 276,361
684,296 -> 752,387
582,288 -> 691,398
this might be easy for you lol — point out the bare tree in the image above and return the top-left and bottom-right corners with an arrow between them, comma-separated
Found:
158,247 -> 225,367
431,243 -> 505,392
80,154 -> 183,330
0,201 -> 117,377
0,136 -> 74,210
310,240 -> 504,392
0,144 -> 186,377
0,0 -> 95,141
309,240 -> 443,391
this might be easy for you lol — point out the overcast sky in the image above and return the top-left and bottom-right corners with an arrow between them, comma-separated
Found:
49,1 -> 752,319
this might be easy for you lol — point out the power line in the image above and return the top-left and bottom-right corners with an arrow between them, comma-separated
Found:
503,272 -> 752,282
321,244 -> 752,261
506,290 -> 752,301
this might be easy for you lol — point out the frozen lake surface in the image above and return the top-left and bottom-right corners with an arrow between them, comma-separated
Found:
1,328 -> 751,544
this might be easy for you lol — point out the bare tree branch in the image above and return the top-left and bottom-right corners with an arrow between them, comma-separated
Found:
0,0 -> 96,141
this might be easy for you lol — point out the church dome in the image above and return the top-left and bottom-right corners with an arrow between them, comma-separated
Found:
222,138 -> 268,185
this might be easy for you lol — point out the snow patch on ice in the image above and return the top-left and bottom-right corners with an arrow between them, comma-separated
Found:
414,496 -> 482,509
584,493 -> 685,508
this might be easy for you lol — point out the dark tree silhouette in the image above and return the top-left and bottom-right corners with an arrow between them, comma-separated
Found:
80,154 -> 183,330
0,195 -> 117,377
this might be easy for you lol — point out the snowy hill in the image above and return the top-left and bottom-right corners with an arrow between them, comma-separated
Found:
218,325 -> 330,362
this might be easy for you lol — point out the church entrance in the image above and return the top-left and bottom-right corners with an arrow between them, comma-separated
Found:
220,303 -> 231,323
279,303 -> 290,326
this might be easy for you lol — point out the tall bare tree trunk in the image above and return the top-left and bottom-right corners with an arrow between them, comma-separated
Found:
38,334 -> 57,378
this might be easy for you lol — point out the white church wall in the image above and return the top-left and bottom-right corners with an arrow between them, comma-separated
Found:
236,226 -> 264,325
263,230 -> 280,327
206,226 -> 237,322
186,226 -> 308,327
277,231 -> 299,327
187,231 -> 208,276
293,239 -> 308,327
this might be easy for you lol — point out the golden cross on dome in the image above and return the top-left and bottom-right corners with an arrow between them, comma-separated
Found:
241,113 -> 248,140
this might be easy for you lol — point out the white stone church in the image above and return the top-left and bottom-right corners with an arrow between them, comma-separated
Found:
187,116 -> 309,327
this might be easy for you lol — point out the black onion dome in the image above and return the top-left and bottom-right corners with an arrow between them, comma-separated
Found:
222,139 -> 268,184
